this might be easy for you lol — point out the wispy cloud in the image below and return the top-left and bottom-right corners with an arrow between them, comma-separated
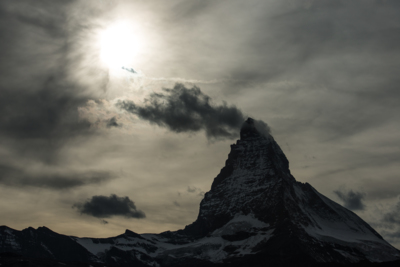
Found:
0,164 -> 112,190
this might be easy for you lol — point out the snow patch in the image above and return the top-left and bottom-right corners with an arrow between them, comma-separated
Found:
212,213 -> 268,236
2,229 -> 20,250
41,242 -> 53,256
75,238 -> 112,255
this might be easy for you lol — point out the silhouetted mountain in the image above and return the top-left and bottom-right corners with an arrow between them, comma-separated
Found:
1,118 -> 399,266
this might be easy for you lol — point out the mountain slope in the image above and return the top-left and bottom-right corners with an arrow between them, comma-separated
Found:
173,118 -> 400,265
0,226 -> 96,263
0,118 -> 399,266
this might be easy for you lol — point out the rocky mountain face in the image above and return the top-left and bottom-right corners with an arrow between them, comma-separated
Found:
1,118 -> 400,267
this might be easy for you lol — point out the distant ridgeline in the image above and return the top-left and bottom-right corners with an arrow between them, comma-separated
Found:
1,118 -> 400,267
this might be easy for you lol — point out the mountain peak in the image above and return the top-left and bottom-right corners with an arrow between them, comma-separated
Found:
179,124 -> 400,264
240,117 -> 270,140
124,229 -> 144,239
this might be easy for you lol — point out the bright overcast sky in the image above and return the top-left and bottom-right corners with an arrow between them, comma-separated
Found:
0,0 -> 399,249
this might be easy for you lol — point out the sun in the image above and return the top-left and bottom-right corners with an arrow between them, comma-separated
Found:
100,21 -> 138,69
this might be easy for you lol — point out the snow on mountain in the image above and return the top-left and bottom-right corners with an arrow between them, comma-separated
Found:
175,118 -> 400,264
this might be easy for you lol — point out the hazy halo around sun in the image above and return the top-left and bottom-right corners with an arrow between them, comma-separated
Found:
100,21 -> 138,69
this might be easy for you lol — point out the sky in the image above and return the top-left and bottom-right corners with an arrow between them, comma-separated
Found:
0,0 -> 400,249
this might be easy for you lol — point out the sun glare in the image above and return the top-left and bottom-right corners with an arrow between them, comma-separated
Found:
100,22 -> 138,69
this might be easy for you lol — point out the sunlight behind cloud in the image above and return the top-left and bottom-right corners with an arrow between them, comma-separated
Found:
100,21 -> 138,69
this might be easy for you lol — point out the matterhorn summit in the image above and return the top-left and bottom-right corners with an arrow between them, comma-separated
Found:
176,118 -> 400,266
1,118 -> 399,266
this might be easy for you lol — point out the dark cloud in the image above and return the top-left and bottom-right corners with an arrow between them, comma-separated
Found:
117,83 -> 246,139
73,194 -> 146,219
334,189 -> 366,211
383,202 -> 400,225
0,164 -> 111,190
240,118 -> 271,138
106,117 -> 121,128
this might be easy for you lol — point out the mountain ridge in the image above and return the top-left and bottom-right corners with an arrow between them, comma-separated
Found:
1,118 -> 399,266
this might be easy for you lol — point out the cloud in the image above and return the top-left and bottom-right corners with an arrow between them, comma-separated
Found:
0,0 -> 114,194
240,118 -> 271,138
173,201 -> 180,207
0,1 -> 109,164
334,189 -> 366,211
158,0 -> 400,144
387,231 -> 400,239
187,186 -> 196,193
378,201 -> 400,246
187,186 -> 205,197
0,164 -> 112,190
117,83 -> 246,139
106,117 -> 121,128
73,194 -> 146,219
0,75 -> 92,140
383,202 -> 400,225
